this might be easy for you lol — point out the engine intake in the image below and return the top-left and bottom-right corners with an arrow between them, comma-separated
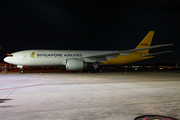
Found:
66,59 -> 85,71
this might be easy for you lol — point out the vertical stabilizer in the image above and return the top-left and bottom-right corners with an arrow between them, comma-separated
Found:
135,31 -> 154,53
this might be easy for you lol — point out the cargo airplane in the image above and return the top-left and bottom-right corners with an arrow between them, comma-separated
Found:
4,31 -> 172,73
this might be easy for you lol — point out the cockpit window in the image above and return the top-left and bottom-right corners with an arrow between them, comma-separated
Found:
7,54 -> 13,57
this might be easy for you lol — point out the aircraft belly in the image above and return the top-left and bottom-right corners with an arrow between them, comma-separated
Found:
102,54 -> 142,64
102,54 -> 154,65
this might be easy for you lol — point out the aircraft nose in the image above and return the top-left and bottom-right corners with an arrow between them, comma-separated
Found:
4,57 -> 13,64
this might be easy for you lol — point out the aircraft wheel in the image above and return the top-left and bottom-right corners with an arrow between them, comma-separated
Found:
19,70 -> 24,74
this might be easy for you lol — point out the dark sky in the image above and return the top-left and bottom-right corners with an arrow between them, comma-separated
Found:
0,0 -> 180,63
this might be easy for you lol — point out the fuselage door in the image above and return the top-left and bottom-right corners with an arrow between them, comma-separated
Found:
22,53 -> 27,60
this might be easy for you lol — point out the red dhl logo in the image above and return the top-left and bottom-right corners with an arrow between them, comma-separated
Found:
141,43 -> 148,46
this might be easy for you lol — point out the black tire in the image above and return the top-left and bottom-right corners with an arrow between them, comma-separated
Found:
135,115 -> 178,120
19,70 -> 24,74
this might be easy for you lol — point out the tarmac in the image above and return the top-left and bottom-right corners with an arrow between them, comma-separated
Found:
0,70 -> 180,120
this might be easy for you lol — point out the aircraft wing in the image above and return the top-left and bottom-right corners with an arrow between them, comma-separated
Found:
82,44 -> 173,62
119,44 -> 173,53
84,51 -> 119,59
82,51 -> 119,62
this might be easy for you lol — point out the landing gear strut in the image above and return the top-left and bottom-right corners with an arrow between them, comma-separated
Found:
92,63 -> 99,70
17,65 -> 24,74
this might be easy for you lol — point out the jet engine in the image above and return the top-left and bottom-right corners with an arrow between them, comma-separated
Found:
66,59 -> 86,71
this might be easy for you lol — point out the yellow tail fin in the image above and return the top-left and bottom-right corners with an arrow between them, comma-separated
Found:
135,31 -> 154,53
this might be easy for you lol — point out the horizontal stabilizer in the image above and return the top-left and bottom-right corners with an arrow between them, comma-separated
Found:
141,51 -> 173,57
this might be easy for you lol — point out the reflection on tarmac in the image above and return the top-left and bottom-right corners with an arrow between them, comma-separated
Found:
0,71 -> 180,120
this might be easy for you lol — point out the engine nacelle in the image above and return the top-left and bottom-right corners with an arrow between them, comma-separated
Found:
66,59 -> 85,71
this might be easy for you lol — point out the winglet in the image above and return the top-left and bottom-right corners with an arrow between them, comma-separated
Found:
135,31 -> 154,53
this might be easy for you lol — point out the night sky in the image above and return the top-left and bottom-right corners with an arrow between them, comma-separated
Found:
0,0 -> 180,63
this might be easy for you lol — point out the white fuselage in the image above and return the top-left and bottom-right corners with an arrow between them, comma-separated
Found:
4,50 -> 114,66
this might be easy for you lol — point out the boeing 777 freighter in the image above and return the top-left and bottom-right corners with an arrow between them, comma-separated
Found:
4,31 -> 172,73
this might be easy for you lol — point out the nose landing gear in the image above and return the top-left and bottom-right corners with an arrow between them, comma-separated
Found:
17,65 -> 24,74
19,69 -> 24,74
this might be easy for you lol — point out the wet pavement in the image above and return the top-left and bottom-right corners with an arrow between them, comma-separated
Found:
0,71 -> 180,120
